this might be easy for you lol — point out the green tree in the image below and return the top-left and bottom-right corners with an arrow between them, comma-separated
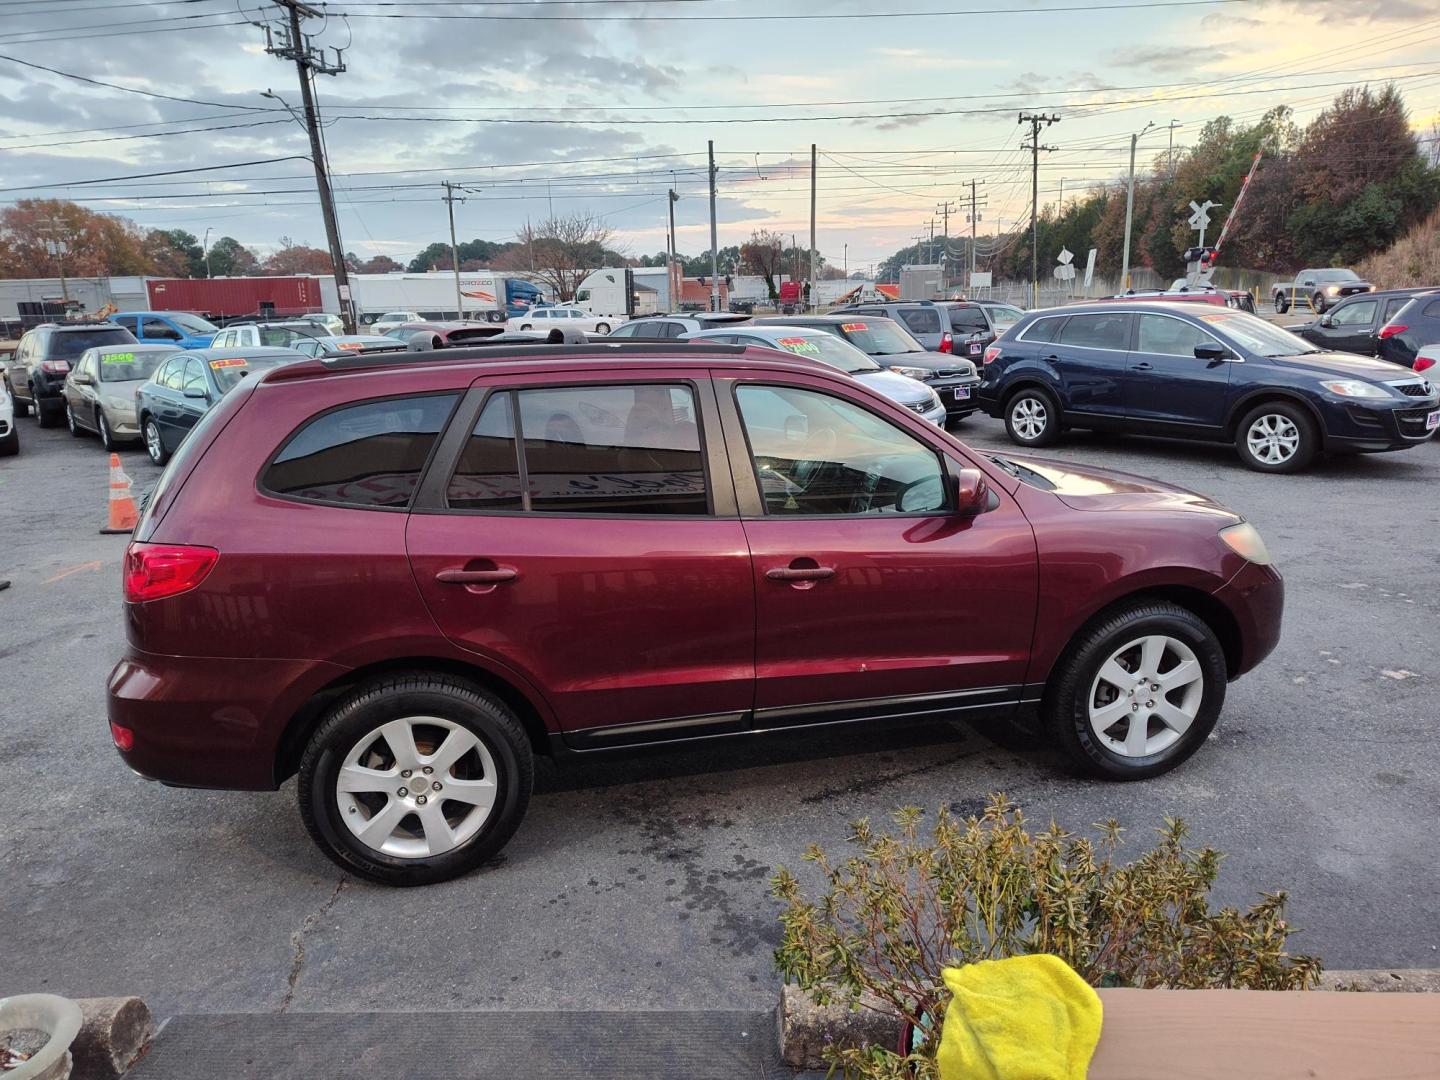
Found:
205,236 -> 259,277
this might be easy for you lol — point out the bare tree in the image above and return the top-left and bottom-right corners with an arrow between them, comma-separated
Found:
515,213 -> 620,300
740,228 -> 787,300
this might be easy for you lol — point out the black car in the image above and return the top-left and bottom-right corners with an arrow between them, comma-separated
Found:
754,314 -> 981,423
6,322 -> 137,427
135,346 -> 307,465
1291,288 -> 1438,357
831,299 -> 1025,362
980,303 -> 1438,472
1377,291 -> 1440,369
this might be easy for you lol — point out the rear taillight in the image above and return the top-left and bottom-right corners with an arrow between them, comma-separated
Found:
40,360 -> 70,374
1415,356 -> 1436,373
109,721 -> 134,752
1378,324 -> 1407,340
938,332 -> 953,354
983,345 -> 1001,366
123,542 -> 218,602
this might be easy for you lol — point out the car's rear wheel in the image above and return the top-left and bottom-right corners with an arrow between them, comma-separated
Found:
97,409 -> 115,451
1312,293 -> 1327,314
298,673 -> 534,886
520,324 -> 533,331
1042,601 -> 1226,780
1274,294 -> 1288,314
1235,401 -> 1317,473
1003,387 -> 1061,447
35,396 -> 61,428
595,322 -> 610,334
142,417 -> 170,466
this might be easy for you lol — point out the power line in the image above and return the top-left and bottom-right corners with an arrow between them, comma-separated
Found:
0,51 -> 265,110
325,0 -> 1247,20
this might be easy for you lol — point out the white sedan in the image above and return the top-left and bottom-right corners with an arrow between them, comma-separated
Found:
371,311 -> 423,335
505,305 -> 620,335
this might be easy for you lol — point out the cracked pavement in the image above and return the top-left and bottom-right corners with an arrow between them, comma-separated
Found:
2,416 -> 1438,1018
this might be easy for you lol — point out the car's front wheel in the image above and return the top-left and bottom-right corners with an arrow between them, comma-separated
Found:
142,417 -> 170,466
1312,293 -> 1327,314
298,673 -> 534,886
1042,600 -> 1226,780
1235,401 -> 1317,473
1003,386 -> 1062,447
11,391 -> 30,418
66,402 -> 82,437
595,322 -> 610,334
97,409 -> 116,451
35,396 -> 61,428
1274,294 -> 1288,314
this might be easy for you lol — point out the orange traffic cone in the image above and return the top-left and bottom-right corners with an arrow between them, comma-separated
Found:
100,452 -> 140,534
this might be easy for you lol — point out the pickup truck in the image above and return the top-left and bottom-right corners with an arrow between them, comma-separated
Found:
1271,269 -> 1373,315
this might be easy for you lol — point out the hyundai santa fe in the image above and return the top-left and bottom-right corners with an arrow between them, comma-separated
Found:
109,342 -> 1283,885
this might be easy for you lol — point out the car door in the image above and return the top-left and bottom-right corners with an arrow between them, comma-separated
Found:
893,306 -> 942,350
1308,297 -> 1378,354
1050,312 -> 1132,419
69,351 -> 99,430
718,372 -> 1038,722
171,357 -> 210,440
1124,313 -> 1235,430
141,316 -> 183,347
405,372 -> 757,746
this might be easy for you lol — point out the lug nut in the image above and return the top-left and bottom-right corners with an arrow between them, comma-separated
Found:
432,782 -> 442,792
397,787 -> 408,797
1131,703 -> 1139,712
1145,700 -> 1155,708
416,795 -> 428,805
422,766 -> 434,775
1150,683 -> 1159,692
401,769 -> 412,778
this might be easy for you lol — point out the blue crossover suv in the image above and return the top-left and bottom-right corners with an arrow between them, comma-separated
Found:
979,303 -> 1439,472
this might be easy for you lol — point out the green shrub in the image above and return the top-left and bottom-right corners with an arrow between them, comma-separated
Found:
772,794 -> 1321,1079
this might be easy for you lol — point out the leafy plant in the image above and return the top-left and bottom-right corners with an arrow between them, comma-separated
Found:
772,794 -> 1321,1079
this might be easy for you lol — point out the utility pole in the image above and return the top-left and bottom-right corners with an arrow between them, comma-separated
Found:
41,226 -> 70,307
968,179 -> 984,286
1019,112 -> 1060,307
707,140 -> 720,312
262,1 -> 355,333
936,199 -> 955,292
1121,121 -> 1157,291
667,187 -> 680,312
809,144 -> 818,313
203,227 -> 213,279
1166,120 -> 1181,179
441,181 -> 472,319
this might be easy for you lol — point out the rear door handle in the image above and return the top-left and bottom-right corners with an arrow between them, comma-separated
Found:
765,566 -> 835,582
1131,362 -> 1154,371
436,567 -> 517,585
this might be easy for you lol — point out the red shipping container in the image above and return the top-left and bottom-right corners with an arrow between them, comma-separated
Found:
145,277 -> 324,319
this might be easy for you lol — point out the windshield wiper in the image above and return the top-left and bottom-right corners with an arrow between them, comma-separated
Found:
987,454 -> 1021,477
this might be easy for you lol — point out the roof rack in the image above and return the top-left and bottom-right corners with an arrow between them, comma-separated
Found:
265,340 -> 749,379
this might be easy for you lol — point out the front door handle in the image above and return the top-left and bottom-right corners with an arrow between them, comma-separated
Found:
766,566 -> 835,582
436,567 -> 517,585
1131,361 -> 1154,371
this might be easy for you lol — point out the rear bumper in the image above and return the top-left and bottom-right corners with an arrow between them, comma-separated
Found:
1214,560 -> 1284,678
107,648 -> 346,790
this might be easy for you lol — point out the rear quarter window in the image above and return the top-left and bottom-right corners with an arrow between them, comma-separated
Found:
262,393 -> 460,509
1019,316 -> 1064,343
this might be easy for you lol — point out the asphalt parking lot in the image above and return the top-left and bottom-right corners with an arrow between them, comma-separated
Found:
3,407 -> 1438,1024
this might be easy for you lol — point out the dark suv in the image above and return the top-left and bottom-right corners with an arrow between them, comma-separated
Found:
1377,291 -> 1440,369
832,299 -> 1025,361
7,322 -> 137,427
110,342 -> 1283,884
1291,288 -> 1437,357
980,303 -> 1439,472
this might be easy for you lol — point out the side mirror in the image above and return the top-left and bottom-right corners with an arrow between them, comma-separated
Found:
183,386 -> 208,400
1194,343 -> 1229,362
73,373 -> 92,385
1318,315 -> 1333,327
949,466 -> 989,517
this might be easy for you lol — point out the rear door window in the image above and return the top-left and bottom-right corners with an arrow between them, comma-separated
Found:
262,393 -> 461,508
1058,313 -> 1131,350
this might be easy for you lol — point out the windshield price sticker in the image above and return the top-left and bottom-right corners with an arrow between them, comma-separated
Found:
777,337 -> 821,355
210,358 -> 248,370
840,322 -> 868,332
102,352 -> 136,363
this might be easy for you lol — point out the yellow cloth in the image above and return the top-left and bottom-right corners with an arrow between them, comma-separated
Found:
936,955 -> 1103,1080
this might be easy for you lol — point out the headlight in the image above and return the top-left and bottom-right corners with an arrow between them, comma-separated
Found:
890,365 -> 930,381
1325,285 -> 1340,294
1219,522 -> 1273,565
107,396 -> 135,412
1320,379 -> 1388,398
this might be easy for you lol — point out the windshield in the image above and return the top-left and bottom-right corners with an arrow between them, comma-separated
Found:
988,305 -> 1025,330
764,333 -> 881,373
1311,269 -> 1359,283
207,352 -> 300,393
170,313 -> 218,335
1197,311 -> 1320,356
833,319 -> 924,356
99,349 -> 171,382
51,328 -> 133,360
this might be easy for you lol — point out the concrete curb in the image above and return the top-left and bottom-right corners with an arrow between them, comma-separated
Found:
779,970 -> 1440,1070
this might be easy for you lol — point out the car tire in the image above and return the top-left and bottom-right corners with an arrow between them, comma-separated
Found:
142,417 -> 170,466
520,324 -> 533,331
595,323 -> 610,334
66,402 -> 82,438
1235,400 -> 1318,473
298,673 -> 534,887
1003,386 -> 1062,448
1042,600 -> 1226,780
35,397 -> 61,428
0,426 -> 18,456
11,392 -> 30,418
97,409 -> 115,451
1274,294 -> 1288,314
1312,294 -> 1326,314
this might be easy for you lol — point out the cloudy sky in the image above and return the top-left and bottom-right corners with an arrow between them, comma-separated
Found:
1,0 -> 1437,272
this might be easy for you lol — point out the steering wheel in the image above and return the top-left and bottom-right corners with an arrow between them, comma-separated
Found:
789,427 -> 837,488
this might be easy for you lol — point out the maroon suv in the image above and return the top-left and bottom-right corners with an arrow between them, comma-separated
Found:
108,342 -> 1282,885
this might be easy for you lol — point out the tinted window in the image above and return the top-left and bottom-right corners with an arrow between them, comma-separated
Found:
1423,299 -> 1440,318
448,393 -> 523,510
260,328 -> 303,347
607,322 -> 641,338
1059,313 -> 1130,350
1135,314 -> 1212,357
170,313 -> 218,335
143,317 -> 182,340
735,385 -> 945,516
263,393 -> 459,508
1023,316 -> 1064,344
516,383 -> 706,515
48,328 -> 134,360
1383,297 -> 1410,320
113,316 -> 138,334
1331,300 -> 1376,327
662,322 -> 686,339
100,349 -> 169,383
897,308 -> 941,335
947,306 -> 989,333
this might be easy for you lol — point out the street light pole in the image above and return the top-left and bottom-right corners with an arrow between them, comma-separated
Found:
1121,121 -> 1157,291
203,227 -> 213,279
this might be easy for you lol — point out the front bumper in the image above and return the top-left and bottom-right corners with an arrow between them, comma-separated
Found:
101,404 -> 142,439
927,373 -> 982,416
1213,560 -> 1284,679
1321,394 -> 1440,451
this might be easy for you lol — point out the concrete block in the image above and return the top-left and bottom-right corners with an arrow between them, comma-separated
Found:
72,998 -> 152,1080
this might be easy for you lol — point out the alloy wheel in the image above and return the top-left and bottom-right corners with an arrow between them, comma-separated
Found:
1011,396 -> 1047,440
336,716 -> 499,859
1087,635 -> 1204,758
66,404 -> 76,434
1246,413 -> 1300,465
144,421 -> 163,463
98,411 -> 112,449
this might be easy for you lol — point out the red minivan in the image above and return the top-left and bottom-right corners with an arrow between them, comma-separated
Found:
108,343 -> 1282,885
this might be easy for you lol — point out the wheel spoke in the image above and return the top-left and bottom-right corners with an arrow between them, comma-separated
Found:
355,797 -> 407,847
337,763 -> 395,794
440,776 -> 496,810
1158,659 -> 1201,691
1096,659 -> 1134,690
1090,698 -> 1131,731
1152,700 -> 1195,737
425,727 -> 480,776
1139,636 -> 1167,677
1124,715 -> 1150,756
417,801 -> 458,855
380,719 -> 421,771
